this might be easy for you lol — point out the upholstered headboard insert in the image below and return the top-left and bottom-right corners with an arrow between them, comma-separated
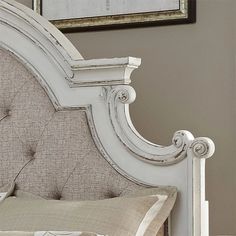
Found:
0,48 -> 141,201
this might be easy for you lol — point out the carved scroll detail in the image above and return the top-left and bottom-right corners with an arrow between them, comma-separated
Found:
103,85 -> 215,166
190,137 -> 215,159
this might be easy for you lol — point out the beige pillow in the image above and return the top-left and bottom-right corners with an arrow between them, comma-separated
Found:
0,187 -> 177,236
0,232 -> 32,236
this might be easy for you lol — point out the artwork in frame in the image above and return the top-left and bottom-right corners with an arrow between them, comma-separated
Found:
32,0 -> 196,32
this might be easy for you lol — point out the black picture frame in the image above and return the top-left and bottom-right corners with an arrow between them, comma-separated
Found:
32,0 -> 196,33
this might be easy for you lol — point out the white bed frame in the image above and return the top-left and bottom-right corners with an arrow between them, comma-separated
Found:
0,1 -> 215,235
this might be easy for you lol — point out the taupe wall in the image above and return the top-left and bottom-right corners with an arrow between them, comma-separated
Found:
17,0 -> 236,235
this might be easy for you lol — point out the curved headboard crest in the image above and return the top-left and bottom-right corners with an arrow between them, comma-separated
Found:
0,1 -> 215,235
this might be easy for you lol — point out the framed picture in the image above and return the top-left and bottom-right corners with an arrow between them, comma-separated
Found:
32,0 -> 196,32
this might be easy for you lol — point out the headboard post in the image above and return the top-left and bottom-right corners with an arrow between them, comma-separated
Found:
190,138 -> 215,236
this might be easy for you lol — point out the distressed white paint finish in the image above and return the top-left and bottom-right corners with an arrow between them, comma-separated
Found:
0,1 -> 215,236
42,0 -> 180,20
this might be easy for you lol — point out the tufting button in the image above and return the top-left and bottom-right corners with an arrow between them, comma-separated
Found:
5,108 -> 12,117
27,149 -> 36,160
0,109 -> 12,121
107,191 -> 117,198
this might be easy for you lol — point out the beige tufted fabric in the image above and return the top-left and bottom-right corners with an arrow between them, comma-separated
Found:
0,48 -> 143,201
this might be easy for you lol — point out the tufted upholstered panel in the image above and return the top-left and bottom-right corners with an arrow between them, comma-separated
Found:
0,48 -> 143,201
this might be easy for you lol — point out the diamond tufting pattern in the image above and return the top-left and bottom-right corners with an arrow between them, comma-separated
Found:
0,48 -> 142,201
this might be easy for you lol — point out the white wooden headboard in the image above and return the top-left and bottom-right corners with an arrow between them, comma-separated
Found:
0,0 -> 215,235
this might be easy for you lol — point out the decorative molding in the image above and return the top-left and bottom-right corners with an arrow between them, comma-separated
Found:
104,85 -> 197,165
70,57 -> 141,87
84,106 -> 153,187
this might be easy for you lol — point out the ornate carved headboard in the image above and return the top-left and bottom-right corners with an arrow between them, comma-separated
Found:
0,1 -> 215,235
0,48 -> 142,200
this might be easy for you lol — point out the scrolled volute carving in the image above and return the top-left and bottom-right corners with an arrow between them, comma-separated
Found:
103,85 -> 136,105
104,84 -> 215,165
190,137 -> 215,159
115,86 -> 136,104
172,130 -> 194,148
